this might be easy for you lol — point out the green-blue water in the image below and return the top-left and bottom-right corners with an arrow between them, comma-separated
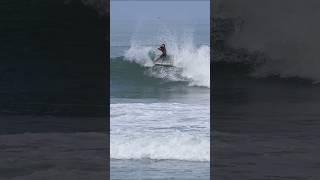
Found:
110,1 -> 210,180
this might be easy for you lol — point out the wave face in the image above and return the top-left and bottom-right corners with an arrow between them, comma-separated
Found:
111,51 -> 210,88
111,57 -> 189,87
110,103 -> 210,162
215,0 -> 320,83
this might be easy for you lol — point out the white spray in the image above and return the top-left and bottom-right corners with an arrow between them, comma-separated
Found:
124,21 -> 210,87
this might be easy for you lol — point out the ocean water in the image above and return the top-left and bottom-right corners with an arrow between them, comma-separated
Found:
213,15 -> 320,179
110,1 -> 210,180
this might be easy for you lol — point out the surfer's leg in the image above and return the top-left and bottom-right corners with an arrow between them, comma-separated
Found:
154,57 -> 160,63
155,55 -> 164,63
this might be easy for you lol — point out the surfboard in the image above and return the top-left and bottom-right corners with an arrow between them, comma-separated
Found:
153,58 -> 174,67
154,62 -> 174,67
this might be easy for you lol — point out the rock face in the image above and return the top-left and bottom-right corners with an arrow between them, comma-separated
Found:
0,0 -> 107,116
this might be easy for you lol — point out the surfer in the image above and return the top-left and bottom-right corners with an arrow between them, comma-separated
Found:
154,44 -> 167,63
158,44 -> 167,58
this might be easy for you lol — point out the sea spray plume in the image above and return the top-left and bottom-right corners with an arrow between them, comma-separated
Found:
175,43 -> 210,87
217,0 -> 320,82
124,25 -> 210,87
124,45 -> 155,67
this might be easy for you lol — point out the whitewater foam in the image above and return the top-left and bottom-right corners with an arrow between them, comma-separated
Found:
111,133 -> 209,161
110,103 -> 210,162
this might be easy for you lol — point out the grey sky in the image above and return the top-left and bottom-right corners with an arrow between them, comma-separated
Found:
111,0 -> 209,22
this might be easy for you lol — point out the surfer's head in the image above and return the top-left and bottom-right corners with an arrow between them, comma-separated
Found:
161,44 -> 165,47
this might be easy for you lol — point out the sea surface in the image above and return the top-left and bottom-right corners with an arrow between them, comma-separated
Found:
110,1 -> 210,180
213,17 -> 320,179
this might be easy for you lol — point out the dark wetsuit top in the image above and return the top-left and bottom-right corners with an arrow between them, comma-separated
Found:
158,46 -> 167,57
